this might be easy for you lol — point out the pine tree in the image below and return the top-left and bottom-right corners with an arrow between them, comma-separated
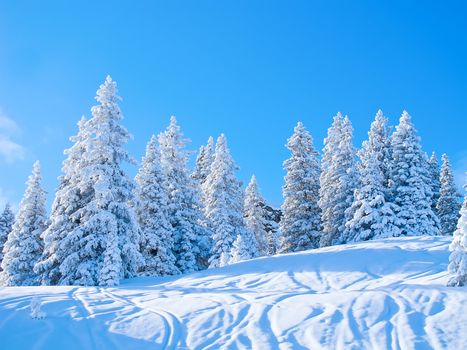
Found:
229,229 -> 259,264
263,205 -> 281,255
319,114 -> 358,246
447,178 -> 467,287
389,111 -> 439,236
280,122 -> 321,252
244,175 -> 268,255
34,117 -> 88,285
0,204 -> 15,270
159,116 -> 210,272
343,111 -> 400,242
58,76 -> 143,286
437,154 -> 461,236
192,136 -> 214,187
135,135 -> 179,276
0,162 -> 47,286
428,152 -> 441,213
204,134 -> 246,268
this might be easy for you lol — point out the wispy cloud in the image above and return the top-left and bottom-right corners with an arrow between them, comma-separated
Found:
0,110 -> 25,163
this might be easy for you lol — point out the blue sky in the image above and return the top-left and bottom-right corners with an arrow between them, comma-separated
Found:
0,1 -> 466,209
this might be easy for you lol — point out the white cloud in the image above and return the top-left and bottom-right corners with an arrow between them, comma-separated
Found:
0,110 -> 25,163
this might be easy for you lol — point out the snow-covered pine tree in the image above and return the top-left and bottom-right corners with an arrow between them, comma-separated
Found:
204,134 -> 247,267
58,76 -> 143,286
0,161 -> 47,286
280,122 -> 321,253
159,116 -> 210,272
428,152 -> 441,214
263,205 -> 281,255
229,229 -> 259,264
437,154 -> 461,236
34,117 -> 88,285
389,111 -> 440,236
319,114 -> 358,246
343,111 -> 401,242
192,136 -> 214,187
0,203 -> 15,270
135,135 -> 179,276
244,175 -> 269,256
447,176 -> 467,287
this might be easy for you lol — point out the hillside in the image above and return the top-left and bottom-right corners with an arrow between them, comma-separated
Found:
0,236 -> 465,349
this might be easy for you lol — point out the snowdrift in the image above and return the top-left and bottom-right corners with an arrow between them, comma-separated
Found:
0,236 -> 465,349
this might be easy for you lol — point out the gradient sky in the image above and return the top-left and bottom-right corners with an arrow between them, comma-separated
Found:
0,1 -> 466,209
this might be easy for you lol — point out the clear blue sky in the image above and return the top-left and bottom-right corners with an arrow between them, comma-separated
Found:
0,1 -> 466,209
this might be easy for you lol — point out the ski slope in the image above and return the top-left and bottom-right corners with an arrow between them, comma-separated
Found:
0,236 -> 466,350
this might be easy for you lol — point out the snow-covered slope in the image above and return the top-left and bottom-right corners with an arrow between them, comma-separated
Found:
0,236 -> 465,350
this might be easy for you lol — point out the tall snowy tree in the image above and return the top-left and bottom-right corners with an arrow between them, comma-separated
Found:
159,116 -> 210,272
34,117 -> 88,285
263,205 -> 281,255
0,204 -> 14,270
447,177 -> 467,287
203,134 -> 247,267
0,161 -> 47,286
280,122 -> 321,253
244,175 -> 268,256
192,136 -> 214,187
389,111 -> 439,236
437,154 -> 461,236
58,76 -> 143,286
135,135 -> 179,276
428,152 -> 441,213
343,111 -> 400,242
319,114 -> 358,246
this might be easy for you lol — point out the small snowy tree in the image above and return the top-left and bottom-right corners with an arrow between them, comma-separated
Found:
229,230 -> 258,264
280,122 -> 321,252
0,161 -> 47,286
319,114 -> 358,246
135,135 -> 179,276
343,110 -> 400,242
389,111 -> 439,236
428,152 -> 441,214
0,203 -> 15,270
30,296 -> 46,319
204,134 -> 247,268
244,176 -> 269,256
159,116 -> 210,272
34,117 -> 88,285
447,178 -> 467,287
437,154 -> 461,236
192,136 -> 214,187
58,76 -> 143,286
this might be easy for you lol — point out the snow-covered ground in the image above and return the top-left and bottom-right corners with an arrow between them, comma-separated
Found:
0,236 -> 465,350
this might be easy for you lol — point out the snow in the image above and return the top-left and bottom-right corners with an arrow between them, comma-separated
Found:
1,236 -> 465,349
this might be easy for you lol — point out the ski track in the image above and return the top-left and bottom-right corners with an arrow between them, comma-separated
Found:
0,236 -> 466,349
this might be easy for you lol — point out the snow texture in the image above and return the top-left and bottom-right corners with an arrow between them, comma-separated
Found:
0,236 -> 465,349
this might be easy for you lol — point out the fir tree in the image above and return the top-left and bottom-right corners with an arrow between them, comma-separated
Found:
58,76 -> 143,286
229,229 -> 259,264
280,122 -> 321,252
389,111 -> 440,236
244,175 -> 268,256
34,117 -> 88,285
437,154 -> 461,236
0,203 -> 15,270
204,134 -> 246,268
159,116 -> 210,272
0,162 -> 47,286
192,136 -> 214,187
428,152 -> 441,213
447,178 -> 467,287
135,135 -> 179,276
319,114 -> 358,246
343,111 -> 400,242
